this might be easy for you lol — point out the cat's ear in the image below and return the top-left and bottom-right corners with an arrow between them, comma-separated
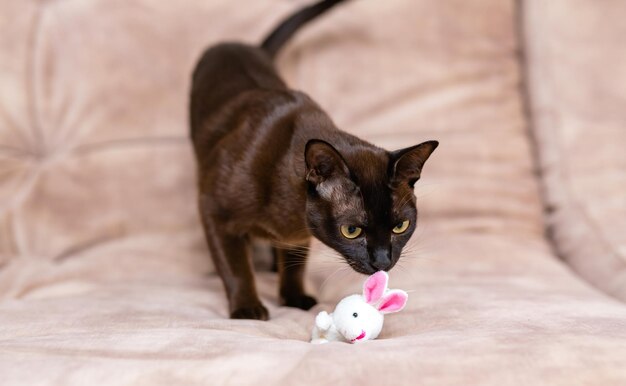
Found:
305,139 -> 349,185
391,140 -> 438,187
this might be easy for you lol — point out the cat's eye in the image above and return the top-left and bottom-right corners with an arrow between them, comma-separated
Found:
392,220 -> 410,234
340,225 -> 362,239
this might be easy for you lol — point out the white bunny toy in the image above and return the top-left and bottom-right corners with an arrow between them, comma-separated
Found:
310,271 -> 408,344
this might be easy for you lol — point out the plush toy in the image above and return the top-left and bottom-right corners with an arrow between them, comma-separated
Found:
310,271 -> 408,344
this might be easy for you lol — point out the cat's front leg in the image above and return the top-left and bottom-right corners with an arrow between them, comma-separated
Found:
274,244 -> 317,310
199,198 -> 268,320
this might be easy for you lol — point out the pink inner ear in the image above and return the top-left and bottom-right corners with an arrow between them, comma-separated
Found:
363,271 -> 388,304
377,290 -> 408,314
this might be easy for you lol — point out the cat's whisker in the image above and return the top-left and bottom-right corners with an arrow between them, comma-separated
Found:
399,247 -> 442,264
413,182 -> 442,200
396,191 -> 415,210
271,242 -> 311,251
318,265 -> 349,293
391,262 -> 424,287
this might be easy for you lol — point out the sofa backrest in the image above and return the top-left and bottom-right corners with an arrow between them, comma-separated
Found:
1,0 -> 543,296
523,0 -> 626,301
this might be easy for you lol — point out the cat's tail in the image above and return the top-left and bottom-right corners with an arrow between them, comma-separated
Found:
261,0 -> 351,59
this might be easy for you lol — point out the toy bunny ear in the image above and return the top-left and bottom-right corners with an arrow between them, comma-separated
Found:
377,290 -> 408,314
363,271 -> 388,304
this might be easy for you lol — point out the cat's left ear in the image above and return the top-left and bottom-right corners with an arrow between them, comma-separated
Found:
305,139 -> 350,185
391,140 -> 438,187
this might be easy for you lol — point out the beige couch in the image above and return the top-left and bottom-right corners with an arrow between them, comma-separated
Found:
1,0 -> 625,384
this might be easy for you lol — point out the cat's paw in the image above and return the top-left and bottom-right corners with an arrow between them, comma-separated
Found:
282,294 -> 318,310
230,303 -> 269,320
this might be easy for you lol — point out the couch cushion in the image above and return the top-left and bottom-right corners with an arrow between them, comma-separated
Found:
2,0 -> 625,384
524,0 -> 626,300
2,232 -> 626,385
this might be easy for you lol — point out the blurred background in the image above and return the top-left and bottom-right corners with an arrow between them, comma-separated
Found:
0,0 -> 625,384
1,0 -> 624,300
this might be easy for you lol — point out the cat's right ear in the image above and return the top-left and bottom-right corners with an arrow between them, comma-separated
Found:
391,140 -> 438,188
304,139 -> 349,185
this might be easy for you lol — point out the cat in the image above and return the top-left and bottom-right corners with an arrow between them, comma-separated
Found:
190,0 -> 438,320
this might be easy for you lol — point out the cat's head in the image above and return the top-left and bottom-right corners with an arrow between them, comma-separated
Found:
304,139 -> 438,274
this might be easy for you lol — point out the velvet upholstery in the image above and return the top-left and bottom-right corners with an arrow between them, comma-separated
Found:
1,0 -> 625,384
524,0 -> 626,301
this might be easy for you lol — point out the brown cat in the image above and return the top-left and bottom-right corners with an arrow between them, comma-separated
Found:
190,0 -> 437,320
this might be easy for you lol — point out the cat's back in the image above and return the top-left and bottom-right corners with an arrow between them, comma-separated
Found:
190,43 -> 286,136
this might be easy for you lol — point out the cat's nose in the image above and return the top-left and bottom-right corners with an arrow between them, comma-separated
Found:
371,248 -> 392,271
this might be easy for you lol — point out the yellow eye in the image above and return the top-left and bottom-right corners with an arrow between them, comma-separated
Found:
392,220 -> 410,234
340,225 -> 362,239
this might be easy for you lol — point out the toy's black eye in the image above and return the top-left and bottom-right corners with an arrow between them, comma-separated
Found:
353,312 -> 358,318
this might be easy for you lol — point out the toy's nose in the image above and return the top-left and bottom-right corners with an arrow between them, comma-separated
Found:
371,248 -> 392,271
